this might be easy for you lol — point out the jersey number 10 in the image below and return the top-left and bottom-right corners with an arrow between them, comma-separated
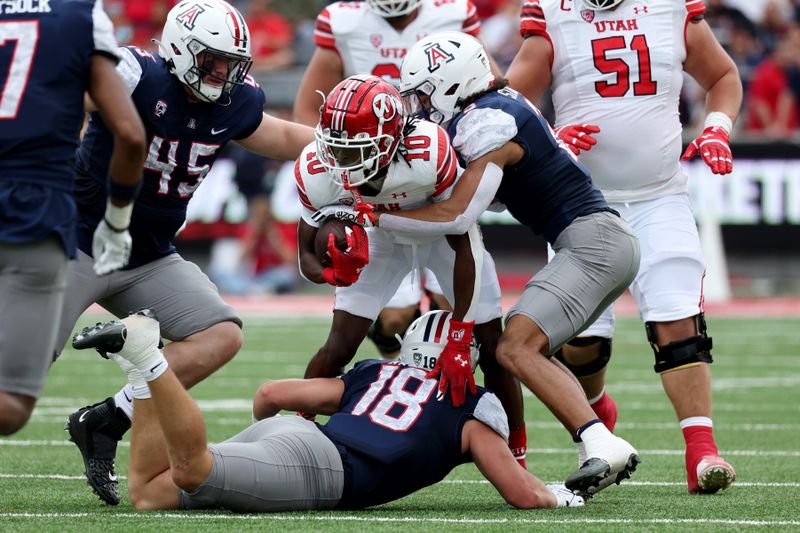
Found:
591,34 -> 657,98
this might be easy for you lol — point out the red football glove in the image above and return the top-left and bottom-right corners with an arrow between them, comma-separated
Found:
554,123 -> 600,155
426,319 -> 476,407
681,126 -> 733,175
321,225 -> 369,287
354,201 -> 377,226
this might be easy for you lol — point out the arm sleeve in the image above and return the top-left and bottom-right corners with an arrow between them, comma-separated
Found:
379,162 -> 503,236
115,48 -> 143,94
473,392 -> 510,442
461,223 -> 484,323
294,156 -> 321,226
91,0 -> 120,62
432,126 -> 459,199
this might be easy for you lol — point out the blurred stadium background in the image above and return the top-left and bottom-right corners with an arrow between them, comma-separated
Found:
104,0 -> 800,302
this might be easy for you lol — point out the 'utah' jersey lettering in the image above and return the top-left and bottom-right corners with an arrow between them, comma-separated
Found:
449,88 -> 610,243
520,0 -> 705,202
315,0 -> 481,87
74,46 -> 266,267
320,359 -> 507,509
0,0 -> 118,256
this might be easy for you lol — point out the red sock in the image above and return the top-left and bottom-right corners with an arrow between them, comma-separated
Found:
509,427 -> 527,470
590,391 -> 617,432
682,424 -> 718,490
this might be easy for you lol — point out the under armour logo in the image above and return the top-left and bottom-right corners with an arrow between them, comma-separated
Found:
391,192 -> 408,199
455,355 -> 468,367
633,5 -> 648,14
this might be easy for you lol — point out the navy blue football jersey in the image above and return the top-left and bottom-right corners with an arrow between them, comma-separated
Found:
74,46 -> 266,268
448,87 -> 612,244
0,0 -> 118,256
319,360 -> 508,509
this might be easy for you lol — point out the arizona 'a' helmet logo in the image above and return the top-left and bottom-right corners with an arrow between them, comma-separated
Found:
176,3 -> 205,30
424,43 -> 455,73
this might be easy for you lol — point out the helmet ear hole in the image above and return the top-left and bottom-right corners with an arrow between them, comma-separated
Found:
444,83 -> 460,96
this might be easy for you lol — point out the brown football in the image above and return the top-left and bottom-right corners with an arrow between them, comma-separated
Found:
315,217 -> 356,266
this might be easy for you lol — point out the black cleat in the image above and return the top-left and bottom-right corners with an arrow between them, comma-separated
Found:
72,309 -> 161,358
65,397 -> 132,505
72,321 -> 127,358
565,454 -> 641,496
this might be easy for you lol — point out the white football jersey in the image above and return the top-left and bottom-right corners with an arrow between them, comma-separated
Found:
315,0 -> 481,87
295,120 -> 458,242
521,0 -> 706,203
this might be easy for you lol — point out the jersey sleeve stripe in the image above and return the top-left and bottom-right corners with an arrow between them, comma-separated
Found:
462,1 -> 482,36
294,158 -> 315,211
685,0 -> 706,20
92,0 -> 120,61
434,126 -> 458,196
314,9 -> 337,48
520,1 -> 547,37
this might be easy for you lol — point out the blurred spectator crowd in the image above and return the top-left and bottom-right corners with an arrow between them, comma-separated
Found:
109,0 -> 800,138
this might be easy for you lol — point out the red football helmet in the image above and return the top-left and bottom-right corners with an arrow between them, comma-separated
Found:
315,75 -> 405,188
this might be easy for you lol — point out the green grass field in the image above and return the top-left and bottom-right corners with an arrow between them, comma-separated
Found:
2,313 -> 799,532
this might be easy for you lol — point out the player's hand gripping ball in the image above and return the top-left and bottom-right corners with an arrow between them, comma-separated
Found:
315,218 -> 370,287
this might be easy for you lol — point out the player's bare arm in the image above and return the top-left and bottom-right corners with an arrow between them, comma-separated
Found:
237,113 -> 315,160
378,141 -> 523,230
293,48 -> 345,126
297,219 -> 327,284
445,231 -> 480,322
463,419 -> 556,509
253,377 -> 345,420
683,20 -> 742,122
87,55 -> 146,199
505,35 -> 553,105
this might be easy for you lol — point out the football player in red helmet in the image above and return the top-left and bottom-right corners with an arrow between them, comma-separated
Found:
295,75 -> 527,467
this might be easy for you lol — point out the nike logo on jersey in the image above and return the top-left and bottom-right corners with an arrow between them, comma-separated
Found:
78,411 -> 90,423
108,473 -> 118,482
210,127 -> 228,135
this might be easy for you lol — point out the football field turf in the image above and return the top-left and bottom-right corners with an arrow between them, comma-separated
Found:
2,313 -> 799,532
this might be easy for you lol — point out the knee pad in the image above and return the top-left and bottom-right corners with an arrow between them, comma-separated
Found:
367,308 -> 421,355
647,313 -> 713,374
553,336 -> 612,378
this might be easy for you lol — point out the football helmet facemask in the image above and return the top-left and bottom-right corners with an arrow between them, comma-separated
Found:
315,75 -> 405,188
367,0 -> 422,18
399,311 -> 480,373
581,0 -> 626,11
158,0 -> 253,104
399,31 -> 494,127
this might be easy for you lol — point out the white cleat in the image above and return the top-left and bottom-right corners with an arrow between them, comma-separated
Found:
567,434 -> 639,495
547,484 -> 585,508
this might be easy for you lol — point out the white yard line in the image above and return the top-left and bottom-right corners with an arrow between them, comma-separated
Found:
0,512 -> 797,526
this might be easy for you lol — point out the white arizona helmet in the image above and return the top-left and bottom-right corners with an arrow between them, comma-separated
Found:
581,0 -> 626,10
158,0 -> 253,104
367,0 -> 422,18
399,311 -> 480,373
399,31 -> 494,127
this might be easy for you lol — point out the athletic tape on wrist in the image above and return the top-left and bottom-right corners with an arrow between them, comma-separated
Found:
104,200 -> 133,231
704,112 -> 732,135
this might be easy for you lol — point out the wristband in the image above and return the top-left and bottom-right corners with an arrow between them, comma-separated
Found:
704,112 -> 733,135
108,179 -> 142,203
104,200 -> 133,231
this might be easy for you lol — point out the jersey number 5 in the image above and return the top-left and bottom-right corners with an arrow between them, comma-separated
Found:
592,34 -> 657,98
0,21 -> 39,120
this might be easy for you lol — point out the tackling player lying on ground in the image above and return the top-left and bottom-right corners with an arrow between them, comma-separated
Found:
59,0 -> 314,506
504,0 -> 740,494
296,74 -> 528,467
294,0 -> 500,362
0,0 -> 146,435
71,310 -> 584,511
351,31 -> 643,496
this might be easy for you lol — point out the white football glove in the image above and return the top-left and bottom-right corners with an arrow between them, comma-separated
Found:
92,220 -> 132,275
547,484 -> 585,508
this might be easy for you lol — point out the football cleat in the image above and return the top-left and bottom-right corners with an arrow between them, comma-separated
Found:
72,309 -> 160,358
690,455 -> 736,494
65,397 -> 131,505
547,484 -> 586,508
566,435 -> 640,495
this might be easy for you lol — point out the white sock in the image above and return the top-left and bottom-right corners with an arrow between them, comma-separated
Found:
679,416 -> 713,429
113,387 -> 134,420
580,422 -> 614,456
137,352 -> 168,382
